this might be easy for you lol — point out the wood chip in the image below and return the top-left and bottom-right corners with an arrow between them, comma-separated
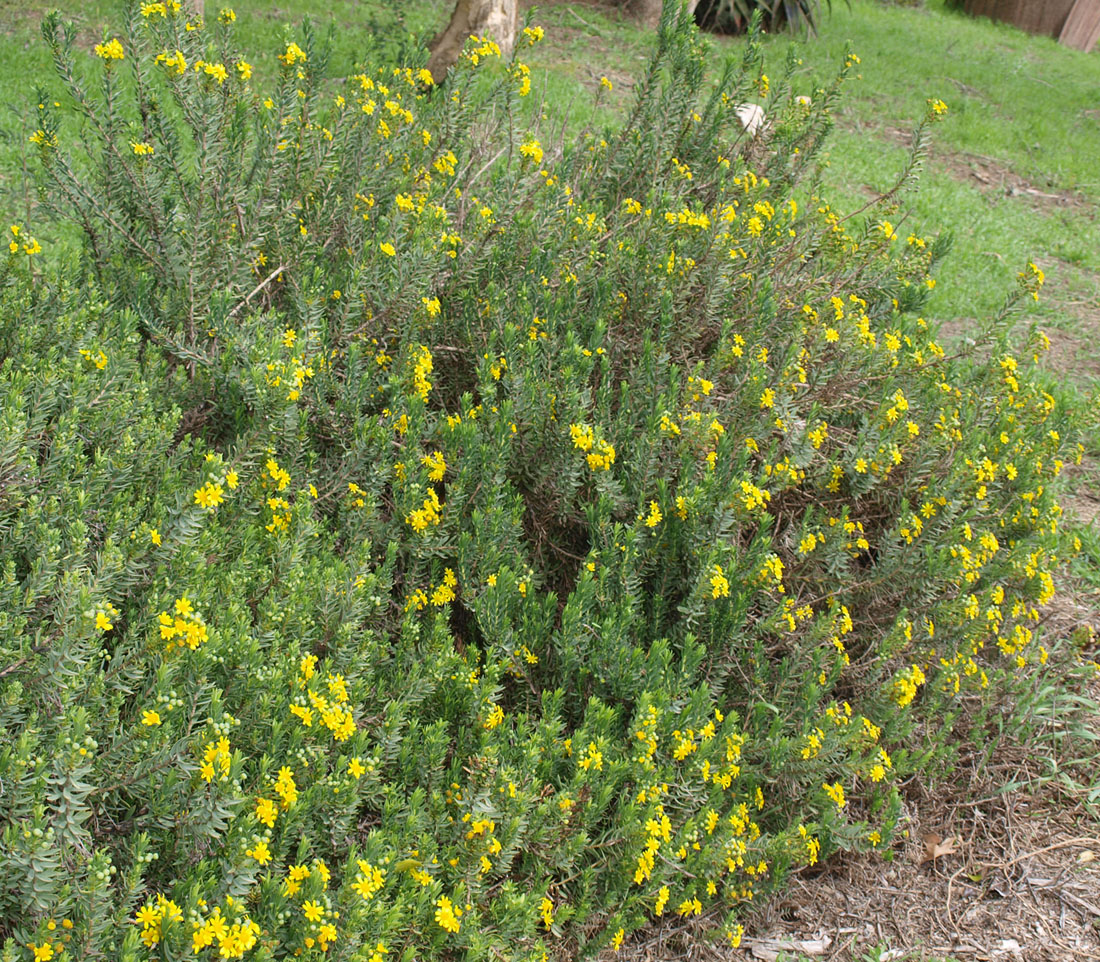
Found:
744,936 -> 831,961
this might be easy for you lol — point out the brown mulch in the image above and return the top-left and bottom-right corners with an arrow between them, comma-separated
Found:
748,774 -> 1100,961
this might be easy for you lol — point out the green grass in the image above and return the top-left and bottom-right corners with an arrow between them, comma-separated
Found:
761,0 -> 1100,370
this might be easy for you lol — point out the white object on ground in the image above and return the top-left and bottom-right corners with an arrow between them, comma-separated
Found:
735,102 -> 766,136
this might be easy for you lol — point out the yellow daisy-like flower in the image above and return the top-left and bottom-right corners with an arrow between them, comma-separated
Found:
279,42 -> 307,66
710,564 -> 730,599
246,840 -> 272,865
94,38 -> 124,61
255,797 -> 277,828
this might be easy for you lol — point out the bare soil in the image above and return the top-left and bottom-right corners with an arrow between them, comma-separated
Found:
865,123 -> 1094,214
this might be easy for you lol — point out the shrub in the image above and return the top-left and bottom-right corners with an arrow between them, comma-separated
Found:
693,0 -> 839,35
2,2 -> 1085,960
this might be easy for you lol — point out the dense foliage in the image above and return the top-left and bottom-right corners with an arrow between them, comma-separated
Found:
694,0 -> 839,35
1,2 -> 1084,960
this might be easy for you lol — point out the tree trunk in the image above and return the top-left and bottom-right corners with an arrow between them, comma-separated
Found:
629,0 -> 665,28
427,0 -> 519,85
626,0 -> 700,29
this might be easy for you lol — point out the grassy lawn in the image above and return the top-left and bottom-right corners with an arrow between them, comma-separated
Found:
1,1 -> 1096,956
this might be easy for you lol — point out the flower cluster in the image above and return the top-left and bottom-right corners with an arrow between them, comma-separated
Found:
569,423 -> 616,471
133,893 -> 182,948
159,596 -> 208,652
189,900 -> 260,958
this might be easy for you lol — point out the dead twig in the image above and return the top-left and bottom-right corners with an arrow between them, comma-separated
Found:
945,837 -> 1100,925
228,263 -> 287,319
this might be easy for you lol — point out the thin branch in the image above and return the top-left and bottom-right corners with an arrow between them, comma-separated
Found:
228,264 -> 287,319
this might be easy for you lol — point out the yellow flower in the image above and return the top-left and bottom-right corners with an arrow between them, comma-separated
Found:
236,60 -> 252,80
279,42 -> 307,66
421,451 -> 446,482
131,141 -> 154,156
94,38 -> 124,61
379,241 -> 396,257
823,781 -> 846,811
520,138 -> 544,164
255,797 -> 277,828
135,904 -> 160,929
677,897 -> 702,917
302,900 -> 324,922
348,757 -> 366,779
194,482 -> 224,509
710,564 -> 730,599
422,296 -> 441,316
352,861 -> 386,900
654,886 -> 669,915
28,130 -> 56,150
201,61 -> 228,84
141,710 -> 161,726
95,610 -> 113,632
150,528 -> 162,545
29,944 -> 54,962
539,896 -> 554,929
156,49 -> 187,74
79,348 -> 107,369
246,840 -> 272,865
570,423 -> 594,452
434,895 -> 462,934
